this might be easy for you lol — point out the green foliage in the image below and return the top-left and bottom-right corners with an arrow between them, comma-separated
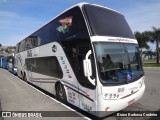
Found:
0,46 -> 16,54
135,26 -> 160,64
134,31 -> 149,49
143,50 -> 156,59
150,27 -> 160,63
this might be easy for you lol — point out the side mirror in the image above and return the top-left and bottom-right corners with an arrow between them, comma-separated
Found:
83,50 -> 95,86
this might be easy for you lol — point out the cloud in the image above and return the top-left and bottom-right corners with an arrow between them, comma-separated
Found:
124,2 -> 160,32
0,11 -> 44,46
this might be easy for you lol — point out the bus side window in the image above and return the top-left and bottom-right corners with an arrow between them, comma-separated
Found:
25,57 -> 63,78
16,43 -> 20,53
57,6 -> 95,89
26,43 -> 30,50
19,40 -> 25,52
62,44 -> 95,89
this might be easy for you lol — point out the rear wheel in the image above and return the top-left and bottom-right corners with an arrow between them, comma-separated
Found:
56,83 -> 67,103
23,73 -> 27,82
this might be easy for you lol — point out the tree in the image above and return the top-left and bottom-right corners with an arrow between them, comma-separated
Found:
0,43 -> 2,47
143,50 -> 156,59
134,31 -> 150,57
135,31 -> 150,49
149,27 -> 160,64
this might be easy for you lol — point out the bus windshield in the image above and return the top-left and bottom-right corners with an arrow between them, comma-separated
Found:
83,4 -> 135,39
94,42 -> 144,84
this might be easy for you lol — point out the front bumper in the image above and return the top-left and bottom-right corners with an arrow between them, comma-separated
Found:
97,83 -> 145,117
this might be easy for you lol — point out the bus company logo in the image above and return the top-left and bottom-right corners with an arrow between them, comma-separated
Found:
56,16 -> 73,33
52,45 -> 57,52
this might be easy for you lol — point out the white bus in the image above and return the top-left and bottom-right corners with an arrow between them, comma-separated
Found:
7,53 -> 17,75
15,3 -> 145,117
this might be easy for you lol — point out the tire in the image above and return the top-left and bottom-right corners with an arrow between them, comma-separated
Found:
56,83 -> 67,103
23,73 -> 27,82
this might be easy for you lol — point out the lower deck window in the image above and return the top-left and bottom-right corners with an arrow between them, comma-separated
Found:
25,56 -> 63,78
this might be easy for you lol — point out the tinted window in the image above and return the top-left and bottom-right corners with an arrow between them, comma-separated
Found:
25,36 -> 40,50
17,6 -> 90,52
58,7 -> 95,89
57,7 -> 89,40
31,19 -> 60,45
19,40 -> 25,52
25,57 -> 63,78
16,43 -> 20,53
19,9 -> 61,51
83,4 -> 135,39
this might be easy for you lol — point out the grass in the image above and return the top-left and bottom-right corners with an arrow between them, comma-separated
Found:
143,59 -> 156,63
143,63 -> 160,67
142,58 -> 160,67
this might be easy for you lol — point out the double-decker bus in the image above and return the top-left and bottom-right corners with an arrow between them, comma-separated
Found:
15,3 -> 145,117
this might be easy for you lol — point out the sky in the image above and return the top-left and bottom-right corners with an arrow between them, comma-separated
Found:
0,0 -> 160,51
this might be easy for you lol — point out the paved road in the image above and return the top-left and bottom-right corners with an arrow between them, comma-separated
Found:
0,68 -> 87,120
0,68 -> 160,120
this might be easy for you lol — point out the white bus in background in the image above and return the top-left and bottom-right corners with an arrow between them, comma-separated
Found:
7,53 -> 17,75
15,3 -> 145,117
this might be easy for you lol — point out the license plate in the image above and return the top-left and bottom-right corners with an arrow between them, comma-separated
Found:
128,99 -> 135,106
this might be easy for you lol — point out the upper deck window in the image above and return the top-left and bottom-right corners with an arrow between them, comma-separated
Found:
83,4 -> 135,39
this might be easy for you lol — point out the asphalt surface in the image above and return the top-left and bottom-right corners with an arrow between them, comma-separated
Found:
0,68 -> 87,120
0,68 -> 160,120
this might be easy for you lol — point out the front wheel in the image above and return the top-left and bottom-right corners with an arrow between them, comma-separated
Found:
56,83 -> 67,103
